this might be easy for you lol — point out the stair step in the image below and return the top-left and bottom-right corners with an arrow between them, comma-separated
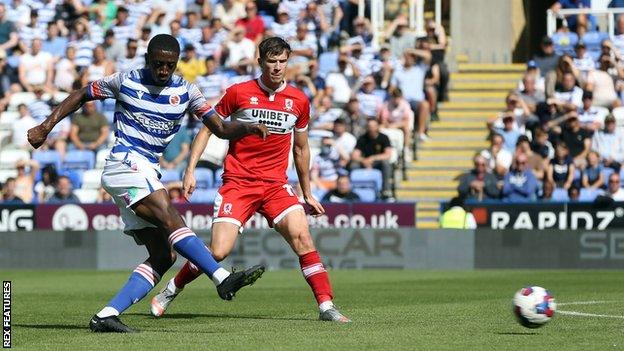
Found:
418,149 -> 478,158
451,72 -> 522,81
406,169 -> 462,178
416,221 -> 441,229
439,101 -> 505,110
434,120 -> 486,129
451,81 -> 517,91
438,110 -> 494,118
396,189 -> 458,198
449,91 -> 508,99
418,139 -> 488,148
402,179 -> 458,187
417,210 -> 441,218
410,159 -> 472,168
427,131 -> 486,140
417,201 -> 441,209
458,63 -> 526,73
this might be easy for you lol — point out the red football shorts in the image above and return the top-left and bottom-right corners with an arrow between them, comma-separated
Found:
212,177 -> 303,228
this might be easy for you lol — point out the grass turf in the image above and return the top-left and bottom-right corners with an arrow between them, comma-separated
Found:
2,269 -> 623,350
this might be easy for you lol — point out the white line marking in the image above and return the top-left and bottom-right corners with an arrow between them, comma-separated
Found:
558,300 -> 616,306
558,310 -> 624,319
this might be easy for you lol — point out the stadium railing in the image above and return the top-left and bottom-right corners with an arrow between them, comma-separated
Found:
546,7 -> 624,37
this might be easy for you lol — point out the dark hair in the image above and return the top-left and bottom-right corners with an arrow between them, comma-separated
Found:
258,37 -> 291,61
126,38 -> 138,47
42,164 -> 58,185
147,34 -> 180,56
334,117 -> 346,125
205,55 -> 215,62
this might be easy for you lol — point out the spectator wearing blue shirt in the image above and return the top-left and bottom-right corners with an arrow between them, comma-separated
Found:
502,153 -> 538,202
496,114 -> 522,152
41,22 -> 68,59
551,0 -> 596,32
1,177 -> 24,204
47,176 -> 80,203
581,150 -> 604,189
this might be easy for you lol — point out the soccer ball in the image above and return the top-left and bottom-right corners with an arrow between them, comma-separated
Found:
512,286 -> 556,328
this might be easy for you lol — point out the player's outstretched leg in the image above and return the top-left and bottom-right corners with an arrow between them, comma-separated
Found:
90,228 -> 174,333
275,208 -> 350,323
151,261 -> 201,317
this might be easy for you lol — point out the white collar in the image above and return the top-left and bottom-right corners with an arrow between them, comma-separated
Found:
257,77 -> 286,101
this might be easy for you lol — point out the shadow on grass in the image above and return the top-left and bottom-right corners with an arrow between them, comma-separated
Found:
495,331 -> 539,335
14,324 -> 86,330
126,312 -> 311,321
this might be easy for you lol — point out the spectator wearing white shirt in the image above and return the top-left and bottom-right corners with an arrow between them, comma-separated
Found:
332,118 -> 357,169
577,90 -> 607,132
213,0 -> 245,30
356,75 -> 382,119
116,39 -> 145,72
110,7 -> 137,44
271,7 -> 296,40
289,22 -> 317,70
480,133 -> 512,179
10,104 -> 37,150
222,26 -> 255,70
195,26 -> 222,62
54,45 -> 78,92
586,55 -> 620,108
18,10 -> 47,51
592,114 -> 624,172
572,41 -> 595,74
18,38 -> 53,93
603,173 -> 624,201
195,56 -> 228,105
325,54 -> 359,107
552,72 -> 583,111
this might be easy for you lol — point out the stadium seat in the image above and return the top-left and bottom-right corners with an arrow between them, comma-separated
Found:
0,149 -> 31,169
214,168 -> 224,186
551,31 -> 578,56
612,106 -> 624,130
73,188 -> 99,203
581,31 -> 609,61
0,169 -> 17,183
189,188 -> 218,203
551,188 -> 570,202
380,128 -> 404,164
353,187 -> 377,202
579,188 -> 599,202
62,169 -> 84,189
82,169 -> 103,189
8,92 -> 36,110
95,148 -> 111,169
159,169 -> 181,184
318,51 -> 339,78
602,167 -> 615,182
350,168 -> 383,192
63,150 -> 95,170
287,168 -> 299,184
32,150 -> 62,171
573,168 -> 581,182
0,111 -> 19,130
194,168 -> 213,189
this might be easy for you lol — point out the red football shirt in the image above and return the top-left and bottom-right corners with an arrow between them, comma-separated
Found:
214,78 -> 310,182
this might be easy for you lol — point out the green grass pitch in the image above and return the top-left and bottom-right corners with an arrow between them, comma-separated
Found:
2,269 -> 623,350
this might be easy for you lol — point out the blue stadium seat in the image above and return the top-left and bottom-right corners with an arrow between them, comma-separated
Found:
581,31 -> 609,61
194,168 -> 213,189
602,167 -> 615,182
32,150 -> 62,171
551,32 -> 578,56
551,188 -> 570,202
579,188 -> 599,202
160,169 -> 180,184
62,169 -> 83,189
214,168 -> 224,186
63,150 -> 95,171
189,188 -> 218,203
318,51 -> 339,78
287,169 -> 299,184
353,187 -> 377,202
312,188 -> 327,200
573,168 -> 581,182
350,168 -> 382,192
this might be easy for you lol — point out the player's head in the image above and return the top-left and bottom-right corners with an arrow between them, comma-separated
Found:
146,34 -> 180,85
258,36 -> 291,88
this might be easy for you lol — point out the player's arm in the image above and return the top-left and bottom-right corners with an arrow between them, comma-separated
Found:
27,87 -> 90,149
201,112 -> 269,140
294,130 -> 325,215
182,125 -> 212,200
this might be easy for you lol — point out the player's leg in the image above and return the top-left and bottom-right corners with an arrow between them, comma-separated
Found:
90,227 -> 174,333
132,189 -> 263,300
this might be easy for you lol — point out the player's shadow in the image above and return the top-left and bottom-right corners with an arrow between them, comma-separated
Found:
495,331 -> 539,335
14,323 -> 86,331
127,312 -> 310,321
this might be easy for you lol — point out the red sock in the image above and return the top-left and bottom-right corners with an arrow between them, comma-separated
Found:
299,251 -> 333,304
174,260 -> 202,289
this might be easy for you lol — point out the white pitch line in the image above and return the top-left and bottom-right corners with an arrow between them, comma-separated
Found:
558,300 -> 616,306
558,310 -> 624,319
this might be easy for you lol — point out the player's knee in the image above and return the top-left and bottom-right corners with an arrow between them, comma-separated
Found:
210,247 -> 230,262
293,230 -> 315,254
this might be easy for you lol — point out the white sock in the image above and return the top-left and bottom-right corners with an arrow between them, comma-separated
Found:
168,278 -> 182,293
211,267 -> 231,285
96,306 -> 119,318
319,301 -> 334,313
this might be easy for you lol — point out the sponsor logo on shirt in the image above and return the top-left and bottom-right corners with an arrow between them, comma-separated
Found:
284,98 -> 293,111
250,96 -> 259,105
169,94 -> 180,106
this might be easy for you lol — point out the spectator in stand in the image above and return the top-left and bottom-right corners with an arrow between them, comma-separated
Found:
137,26 -> 151,56
235,2 -> 264,43
386,16 -> 416,59
518,60 -> 546,95
271,6 -> 296,40
214,0 -> 245,31
516,135 -> 548,183
586,55 -> 621,108
552,20 -> 579,56
307,59 -> 326,104
547,142 -> 576,190
34,164 -> 57,203
222,26 -> 256,71
300,1 -> 329,45
381,86 -> 413,152
195,25 -> 222,62
516,74 -> 545,129
489,91 -> 532,133
102,29 -> 126,63
582,150 -> 605,190
560,114 -> 591,168
417,37 -> 441,121
54,46 -> 78,92
1,178 -> 24,204
322,175 -> 361,203
495,114 -> 522,153
552,71 -> 584,111
568,185 -> 581,201
47,175 -> 80,203
332,117 -> 357,170
180,11 -> 203,45
457,154 -> 501,201
210,17 -> 229,45
357,75 -> 383,119
18,9 -> 46,51
160,126 -> 191,173
389,48 -> 431,142
541,180 -> 555,201
603,172 -> 624,200
577,90 -> 607,133
572,41 -> 594,75
177,44 -> 205,83
195,56 -> 227,106
0,48 -> 18,110
348,38 -> 377,79
311,94 -> 341,130
30,86 -> 69,158
531,128 -> 555,160
502,153 -> 538,202
0,4 -> 18,52
69,101 -> 109,152
116,39 -> 145,72
18,38 -> 54,93
110,7 -> 136,44
551,0 -> 595,32
311,137 -> 340,191
344,97 -> 367,137
70,19 -> 96,70
480,133 -> 512,179
592,114 -> 624,172
613,13 -> 624,51
350,118 -> 394,199
10,103 -> 37,150
168,20 -> 189,51
14,159 -> 38,204
532,36 -> 560,79
42,22 -> 68,60
325,54 -> 359,107
289,22 -> 318,71
96,186 -> 113,203
82,45 -> 114,85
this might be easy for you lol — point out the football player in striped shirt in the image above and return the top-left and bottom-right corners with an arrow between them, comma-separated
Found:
27,34 -> 268,333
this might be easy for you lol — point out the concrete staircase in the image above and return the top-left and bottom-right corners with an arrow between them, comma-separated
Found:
397,63 -> 525,229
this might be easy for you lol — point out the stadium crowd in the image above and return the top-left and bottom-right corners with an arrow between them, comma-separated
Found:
0,0 -> 448,205
459,7 -> 624,203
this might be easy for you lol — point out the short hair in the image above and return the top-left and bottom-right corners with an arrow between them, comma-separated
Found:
205,56 -> 215,62
258,37 -> 291,61
147,34 -> 180,56
126,38 -> 138,47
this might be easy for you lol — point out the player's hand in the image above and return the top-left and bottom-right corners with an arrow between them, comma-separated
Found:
304,195 -> 325,216
251,124 -> 269,140
27,124 -> 51,149
182,170 -> 196,202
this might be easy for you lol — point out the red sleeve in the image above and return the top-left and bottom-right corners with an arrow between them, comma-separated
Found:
295,96 -> 310,132
214,85 -> 239,119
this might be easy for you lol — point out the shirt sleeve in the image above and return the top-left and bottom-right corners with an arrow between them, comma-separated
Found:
214,84 -> 239,119
86,72 -> 123,100
295,96 -> 310,132
187,83 -> 216,120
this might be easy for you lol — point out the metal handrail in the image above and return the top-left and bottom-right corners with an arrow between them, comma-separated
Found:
546,8 -> 624,38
